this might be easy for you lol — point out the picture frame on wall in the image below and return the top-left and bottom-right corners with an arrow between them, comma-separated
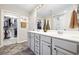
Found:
21,21 -> 27,28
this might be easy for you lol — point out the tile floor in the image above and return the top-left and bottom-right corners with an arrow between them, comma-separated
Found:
0,42 -> 34,55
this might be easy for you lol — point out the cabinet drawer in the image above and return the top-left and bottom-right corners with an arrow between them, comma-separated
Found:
54,46 -> 74,55
35,40 -> 39,45
31,33 -> 35,37
41,35 -> 51,43
35,34 -> 40,40
30,45 -> 34,52
35,50 -> 39,55
35,45 -> 39,51
35,46 -> 39,50
35,44 -> 39,47
54,39 -> 77,54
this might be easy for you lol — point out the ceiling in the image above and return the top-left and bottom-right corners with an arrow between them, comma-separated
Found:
37,4 -> 74,17
0,4 -> 74,16
12,4 -> 37,12
0,4 -> 37,14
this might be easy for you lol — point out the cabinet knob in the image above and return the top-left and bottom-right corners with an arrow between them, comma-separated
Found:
54,48 -> 56,50
48,45 -> 51,47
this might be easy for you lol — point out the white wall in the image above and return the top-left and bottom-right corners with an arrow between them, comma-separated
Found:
0,4 -> 28,16
28,9 -> 37,31
17,16 -> 28,43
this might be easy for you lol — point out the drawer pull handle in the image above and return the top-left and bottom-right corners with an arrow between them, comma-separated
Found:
36,41 -> 39,43
48,45 -> 51,47
54,48 -> 56,50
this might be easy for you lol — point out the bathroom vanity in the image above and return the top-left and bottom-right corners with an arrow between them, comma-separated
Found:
28,30 -> 79,55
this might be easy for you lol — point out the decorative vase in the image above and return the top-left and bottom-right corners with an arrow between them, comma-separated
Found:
43,20 -> 47,32
46,20 -> 50,30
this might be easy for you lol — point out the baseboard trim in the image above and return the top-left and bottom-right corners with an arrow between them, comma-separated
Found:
17,40 -> 27,43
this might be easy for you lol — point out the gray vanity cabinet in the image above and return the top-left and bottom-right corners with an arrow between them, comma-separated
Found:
28,31 -> 79,55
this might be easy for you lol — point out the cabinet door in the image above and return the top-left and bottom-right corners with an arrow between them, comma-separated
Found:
42,41 -> 51,55
35,34 -> 40,55
30,33 -> 35,52
27,32 -> 31,48
40,35 -> 52,55
30,38 -> 34,52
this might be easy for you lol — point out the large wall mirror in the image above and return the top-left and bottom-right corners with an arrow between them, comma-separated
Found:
37,4 -> 78,31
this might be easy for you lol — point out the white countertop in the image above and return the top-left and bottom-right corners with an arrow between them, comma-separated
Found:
28,30 -> 79,43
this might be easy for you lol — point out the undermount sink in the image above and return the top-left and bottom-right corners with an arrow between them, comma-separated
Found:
57,31 -> 63,34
